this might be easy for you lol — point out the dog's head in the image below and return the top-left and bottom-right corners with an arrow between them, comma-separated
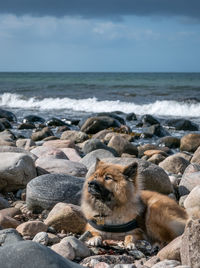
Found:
82,159 -> 139,210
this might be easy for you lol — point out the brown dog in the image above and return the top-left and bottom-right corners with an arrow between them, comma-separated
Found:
81,159 -> 188,248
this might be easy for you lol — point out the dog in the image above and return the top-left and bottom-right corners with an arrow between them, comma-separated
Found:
81,159 -> 188,249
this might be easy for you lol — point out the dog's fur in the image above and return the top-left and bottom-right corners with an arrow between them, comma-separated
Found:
81,159 -> 188,248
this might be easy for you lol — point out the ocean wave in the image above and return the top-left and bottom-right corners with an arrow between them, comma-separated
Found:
0,93 -> 200,117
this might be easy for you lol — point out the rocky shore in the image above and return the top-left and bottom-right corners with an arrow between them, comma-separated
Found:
0,108 -> 200,268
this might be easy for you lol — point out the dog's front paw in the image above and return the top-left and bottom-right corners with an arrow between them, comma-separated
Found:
125,242 -> 136,250
87,236 -> 102,246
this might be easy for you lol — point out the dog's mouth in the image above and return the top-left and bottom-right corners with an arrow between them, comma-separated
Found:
88,181 -> 113,202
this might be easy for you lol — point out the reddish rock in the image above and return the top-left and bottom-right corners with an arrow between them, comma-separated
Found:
16,220 -> 48,237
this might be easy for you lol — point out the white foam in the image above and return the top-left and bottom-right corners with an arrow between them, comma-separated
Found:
1,92 -> 200,117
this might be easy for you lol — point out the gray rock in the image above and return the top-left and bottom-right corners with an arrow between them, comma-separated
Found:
178,171 -> 200,196
107,135 -> 138,156
184,186 -> 200,218
32,231 -> 49,245
0,118 -> 12,129
80,255 -> 136,266
0,146 -> 37,161
35,157 -> 87,177
191,146 -> 200,165
0,196 -> 10,209
23,115 -> 45,124
0,152 -> 37,191
0,121 -> 5,131
61,236 -> 91,258
0,109 -> 17,122
61,130 -> 89,143
0,228 -> 23,246
80,149 -> 115,169
143,124 -> 170,138
158,136 -> 180,149
165,119 -> 199,131
87,158 -> 173,194
31,127 -> 54,141
83,138 -> 118,156
0,240 -> 83,268
151,260 -> 180,268
26,173 -> 84,212
159,155 -> 190,174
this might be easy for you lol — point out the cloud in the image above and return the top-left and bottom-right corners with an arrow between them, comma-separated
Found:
0,0 -> 200,21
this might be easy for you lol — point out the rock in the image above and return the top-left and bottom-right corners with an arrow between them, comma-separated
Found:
96,112 -> 125,124
0,109 -> 17,122
0,215 -> 20,229
114,265 -> 135,268
0,129 -> 16,146
80,149 -> 115,169
191,146 -> 200,165
0,196 -> 10,209
184,186 -> 200,219
179,171 -> 200,196
0,228 -> 23,246
165,118 -> 199,131
46,117 -> 68,127
0,146 -> 37,161
23,115 -> 45,124
143,124 -> 170,138
183,163 -> 200,175
16,220 -> 48,238
157,236 -> 181,261
26,174 -> 84,212
47,233 -> 60,245
44,203 -> 86,233
0,207 -> 21,218
43,139 -> 75,149
93,129 -> 113,140
16,138 -> 36,149
80,116 -> 121,134
61,236 -> 90,258
18,122 -> 35,129
108,135 -> 138,156
61,130 -> 89,143
61,148 -> 81,162
32,231 -> 49,245
96,263 -> 111,268
0,152 -> 37,191
151,260 -> 180,268
80,255 -> 136,266
31,127 -> 54,141
34,147 -> 68,159
144,256 -> 160,267
0,118 -> 12,129
0,121 -> 5,131
104,132 -> 134,143
141,114 -> 160,126
180,133 -> 200,153
159,155 -> 190,174
126,112 -> 137,121
174,152 -> 193,162
35,157 -> 87,177
87,158 -> 173,194
180,219 -> 200,267
83,138 -> 118,156
51,241 -> 75,260
0,240 -> 83,268
148,154 -> 166,165
43,136 -> 59,141
158,136 -> 180,149
144,150 -> 167,157
138,144 -> 161,158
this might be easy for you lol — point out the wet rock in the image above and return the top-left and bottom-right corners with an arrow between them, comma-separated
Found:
35,157 -> 87,177
26,174 -> 84,212
191,146 -> 200,165
143,124 -> 170,138
180,219 -> 200,267
0,121 -> 5,131
97,112 -> 125,125
87,158 -> 173,194
159,155 -> 190,174
32,231 -> 49,245
0,228 -> 23,246
0,152 -> 37,191
44,203 -> 86,233
157,236 -> 181,261
61,130 -> 89,143
80,149 -> 115,169
0,240 -> 83,268
0,109 -> 17,122
61,236 -> 91,258
165,118 -> 199,131
51,241 -> 75,260
18,122 -> 35,129
0,118 -> 12,129
108,135 -> 138,156
178,171 -> 200,196
141,114 -> 160,126
180,133 -> 200,153
31,127 -> 54,141
23,115 -> 45,124
46,117 -> 69,127
83,138 -> 118,156
16,220 -> 48,238
184,186 -> 200,219
158,136 -> 180,148
80,116 -> 121,134
126,112 -> 137,121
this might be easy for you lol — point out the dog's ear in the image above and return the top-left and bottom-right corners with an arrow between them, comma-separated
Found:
94,158 -> 102,170
123,162 -> 138,181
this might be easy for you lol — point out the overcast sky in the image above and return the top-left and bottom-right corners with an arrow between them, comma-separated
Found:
0,0 -> 200,72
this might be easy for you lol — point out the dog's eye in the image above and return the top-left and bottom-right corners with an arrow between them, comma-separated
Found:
104,175 -> 113,181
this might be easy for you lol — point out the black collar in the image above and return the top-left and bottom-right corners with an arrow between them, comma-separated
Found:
88,218 -> 139,233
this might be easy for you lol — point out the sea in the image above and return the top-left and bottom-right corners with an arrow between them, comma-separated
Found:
0,72 -> 200,139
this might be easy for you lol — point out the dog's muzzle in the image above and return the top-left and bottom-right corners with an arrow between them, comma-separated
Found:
88,181 -> 112,201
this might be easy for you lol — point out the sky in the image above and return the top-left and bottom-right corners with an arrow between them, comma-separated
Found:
0,0 -> 200,72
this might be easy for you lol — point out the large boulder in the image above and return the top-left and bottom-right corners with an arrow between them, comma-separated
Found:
159,155 -> 190,174
86,158 -> 173,194
0,240 -> 83,268
26,174 -> 84,212
165,118 -> 199,131
191,146 -> 200,165
80,116 -> 121,134
143,124 -> 170,137
35,157 -> 87,177
0,152 -> 37,191
107,135 -> 138,156
0,109 -> 16,122
0,146 -> 37,161
180,133 -> 200,152
0,228 -> 23,246
158,136 -> 180,149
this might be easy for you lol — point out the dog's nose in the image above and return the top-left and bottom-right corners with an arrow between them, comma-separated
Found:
88,181 -> 99,189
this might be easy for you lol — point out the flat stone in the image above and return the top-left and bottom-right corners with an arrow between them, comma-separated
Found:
0,240 -> 83,268
43,139 -> 75,148
26,174 -> 84,212
0,152 -> 37,191
61,130 -> 89,143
